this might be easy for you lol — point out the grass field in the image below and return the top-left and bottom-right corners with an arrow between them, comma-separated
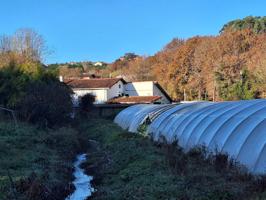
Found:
79,118 -> 266,200
0,121 -> 87,200
2,117 -> 266,200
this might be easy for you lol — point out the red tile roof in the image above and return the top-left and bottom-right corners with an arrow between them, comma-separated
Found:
108,96 -> 162,104
65,78 -> 126,89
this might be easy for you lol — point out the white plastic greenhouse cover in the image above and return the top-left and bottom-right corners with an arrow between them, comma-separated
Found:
114,104 -> 175,132
114,99 -> 266,174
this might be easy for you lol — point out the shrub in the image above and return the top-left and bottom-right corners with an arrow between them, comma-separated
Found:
213,152 -> 229,172
79,93 -> 95,112
0,63 -> 74,127
0,64 -> 30,107
18,77 -> 73,127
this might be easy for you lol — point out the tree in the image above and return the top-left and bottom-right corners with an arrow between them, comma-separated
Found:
0,64 -> 30,107
43,16 -> 266,102
79,93 -> 95,112
122,56 -> 155,81
18,75 -> 73,127
162,38 -> 184,52
12,28 -> 49,62
59,65 -> 83,78
0,28 -> 50,69
220,16 -> 266,34
0,62 -> 73,127
123,52 -> 138,60
0,35 -> 12,52
215,69 -> 255,100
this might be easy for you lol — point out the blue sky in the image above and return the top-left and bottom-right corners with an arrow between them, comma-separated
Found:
0,0 -> 265,64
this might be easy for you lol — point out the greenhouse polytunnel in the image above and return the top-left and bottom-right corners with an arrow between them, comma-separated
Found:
114,99 -> 266,174
114,104 -> 175,132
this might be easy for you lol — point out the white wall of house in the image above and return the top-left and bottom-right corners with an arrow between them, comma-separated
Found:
107,80 -> 125,100
125,82 -> 154,96
153,84 -> 171,104
73,88 -> 108,104
70,80 -> 171,105
125,81 -> 171,104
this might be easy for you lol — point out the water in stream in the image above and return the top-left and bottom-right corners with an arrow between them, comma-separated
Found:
66,154 -> 95,200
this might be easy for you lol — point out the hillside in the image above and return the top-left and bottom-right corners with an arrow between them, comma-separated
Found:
46,16 -> 266,102
221,16 -> 266,33
48,61 -> 109,78
80,16 -> 266,102
115,16 -> 266,101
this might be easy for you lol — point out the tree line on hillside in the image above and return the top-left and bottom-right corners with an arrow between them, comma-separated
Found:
3,16 -> 266,109
221,16 -> 266,34
103,16 -> 266,101
48,61 -> 108,79
57,16 -> 266,102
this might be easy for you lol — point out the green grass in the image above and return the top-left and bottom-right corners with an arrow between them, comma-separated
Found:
2,116 -> 266,200
78,119 -> 181,200
78,118 -> 266,200
0,121 -> 84,200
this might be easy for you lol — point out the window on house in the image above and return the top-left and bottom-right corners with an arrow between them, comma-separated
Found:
119,84 -> 121,88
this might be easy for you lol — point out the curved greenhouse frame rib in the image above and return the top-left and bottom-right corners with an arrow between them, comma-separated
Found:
114,99 -> 266,174
114,104 -> 175,133
150,102 -> 211,142
128,104 -> 175,133
114,104 -> 144,130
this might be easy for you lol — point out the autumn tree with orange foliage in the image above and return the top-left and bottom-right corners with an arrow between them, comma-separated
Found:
110,24 -> 266,101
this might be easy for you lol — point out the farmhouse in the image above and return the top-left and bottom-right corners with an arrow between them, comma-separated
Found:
65,78 -> 172,105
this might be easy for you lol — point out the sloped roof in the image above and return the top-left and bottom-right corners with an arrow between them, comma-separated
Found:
108,96 -> 162,104
66,78 -> 126,89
